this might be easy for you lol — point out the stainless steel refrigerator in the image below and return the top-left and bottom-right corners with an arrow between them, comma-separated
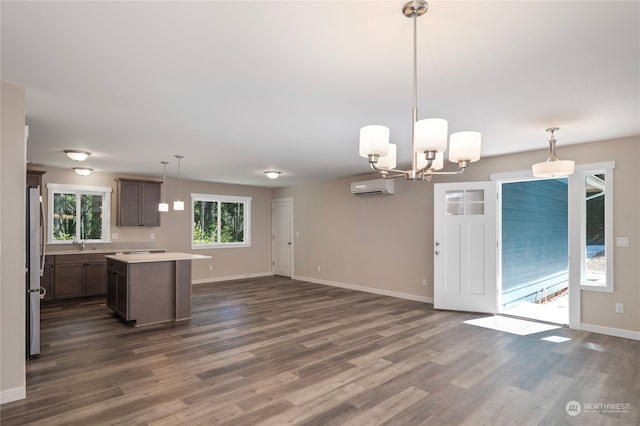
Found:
26,186 -> 46,358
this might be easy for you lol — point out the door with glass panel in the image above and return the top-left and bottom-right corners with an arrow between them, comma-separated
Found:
434,182 -> 497,313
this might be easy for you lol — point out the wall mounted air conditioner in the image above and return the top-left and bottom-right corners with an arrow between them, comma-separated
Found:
350,178 -> 395,196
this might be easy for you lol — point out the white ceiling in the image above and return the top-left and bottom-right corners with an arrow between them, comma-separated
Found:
2,1 -> 639,187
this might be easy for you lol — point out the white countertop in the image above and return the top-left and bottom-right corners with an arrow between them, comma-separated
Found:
105,252 -> 211,263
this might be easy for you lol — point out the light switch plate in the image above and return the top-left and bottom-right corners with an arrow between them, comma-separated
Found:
616,237 -> 629,247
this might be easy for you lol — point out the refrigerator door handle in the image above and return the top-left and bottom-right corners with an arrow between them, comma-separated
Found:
39,195 -> 46,276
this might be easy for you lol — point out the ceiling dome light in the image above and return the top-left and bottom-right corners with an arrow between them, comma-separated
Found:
264,171 -> 282,179
64,150 -> 91,161
73,167 -> 93,176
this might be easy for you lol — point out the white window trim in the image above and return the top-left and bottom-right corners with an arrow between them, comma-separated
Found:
569,161 -> 615,293
46,183 -> 112,244
191,193 -> 251,249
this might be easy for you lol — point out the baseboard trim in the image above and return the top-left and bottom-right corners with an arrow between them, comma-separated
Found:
0,386 -> 25,405
294,275 -> 433,304
192,272 -> 274,285
580,323 -> 640,341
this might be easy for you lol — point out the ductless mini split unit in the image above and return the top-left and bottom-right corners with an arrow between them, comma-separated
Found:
350,179 -> 395,196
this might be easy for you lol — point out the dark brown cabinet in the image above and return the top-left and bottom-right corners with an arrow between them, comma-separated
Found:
26,169 -> 46,190
117,179 -> 162,227
106,259 -> 129,319
54,254 -> 108,299
41,256 -> 55,302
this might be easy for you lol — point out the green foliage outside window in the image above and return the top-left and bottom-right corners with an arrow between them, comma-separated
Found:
192,196 -> 249,246
52,192 -> 103,241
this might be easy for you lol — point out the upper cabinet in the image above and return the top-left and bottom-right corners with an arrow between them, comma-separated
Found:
116,178 -> 162,226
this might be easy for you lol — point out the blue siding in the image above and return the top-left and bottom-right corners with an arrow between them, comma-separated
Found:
501,179 -> 568,308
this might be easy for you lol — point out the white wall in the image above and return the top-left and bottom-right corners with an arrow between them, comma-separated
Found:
1,82 -> 27,403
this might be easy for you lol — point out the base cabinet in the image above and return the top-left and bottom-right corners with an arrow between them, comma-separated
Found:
107,260 -> 130,320
41,256 -> 55,302
51,254 -> 108,300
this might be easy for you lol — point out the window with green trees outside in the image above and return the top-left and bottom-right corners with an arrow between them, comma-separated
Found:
192,194 -> 251,248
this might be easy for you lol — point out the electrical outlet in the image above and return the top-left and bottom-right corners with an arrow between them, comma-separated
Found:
111,233 -> 119,240
421,278 -> 427,286
317,266 -> 321,272
209,264 -> 213,271
616,237 -> 629,247
616,303 -> 624,314
150,233 -> 155,240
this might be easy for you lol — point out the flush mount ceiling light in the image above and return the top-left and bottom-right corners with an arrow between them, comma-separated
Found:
264,171 -> 281,179
358,0 -> 481,181
73,167 -> 93,176
173,155 -> 184,211
158,161 -> 169,212
532,127 -> 575,178
64,150 -> 91,162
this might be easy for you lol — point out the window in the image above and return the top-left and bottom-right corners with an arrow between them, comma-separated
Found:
576,163 -> 614,292
47,184 -> 112,243
191,194 -> 251,249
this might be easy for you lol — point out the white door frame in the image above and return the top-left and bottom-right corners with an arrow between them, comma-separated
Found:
272,197 -> 294,277
490,170 -> 579,329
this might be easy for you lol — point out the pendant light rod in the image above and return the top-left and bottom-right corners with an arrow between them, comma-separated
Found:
159,161 -> 169,212
173,155 -> 185,211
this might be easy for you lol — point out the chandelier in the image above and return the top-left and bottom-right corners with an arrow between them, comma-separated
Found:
358,0 -> 481,181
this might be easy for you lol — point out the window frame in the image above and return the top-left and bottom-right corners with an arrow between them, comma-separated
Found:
191,193 -> 251,249
46,183 -> 112,244
573,162 -> 615,292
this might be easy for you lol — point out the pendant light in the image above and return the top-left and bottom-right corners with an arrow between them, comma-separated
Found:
173,155 -> 184,211
158,161 -> 169,212
532,127 -> 575,177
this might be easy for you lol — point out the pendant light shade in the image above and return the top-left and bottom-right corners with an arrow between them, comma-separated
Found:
532,128 -> 574,178
359,125 -> 390,158
159,161 -> 169,212
173,155 -> 184,211
376,143 -> 397,170
414,118 -> 448,153
449,131 -> 482,163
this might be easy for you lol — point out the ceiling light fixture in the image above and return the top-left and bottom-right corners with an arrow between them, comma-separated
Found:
173,155 -> 184,211
64,150 -> 91,162
73,167 -> 93,176
532,127 -> 575,178
264,171 -> 281,179
358,0 -> 481,181
158,161 -> 169,212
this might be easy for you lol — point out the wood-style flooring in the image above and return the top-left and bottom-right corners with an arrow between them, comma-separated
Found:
1,276 -> 639,425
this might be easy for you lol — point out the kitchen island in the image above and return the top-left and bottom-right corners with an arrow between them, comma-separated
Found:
105,252 -> 210,326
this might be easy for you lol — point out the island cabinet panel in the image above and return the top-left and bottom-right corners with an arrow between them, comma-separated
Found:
117,179 -> 161,227
105,253 -> 206,327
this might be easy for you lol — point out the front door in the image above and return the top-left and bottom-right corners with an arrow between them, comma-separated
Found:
434,181 -> 497,313
272,198 -> 293,277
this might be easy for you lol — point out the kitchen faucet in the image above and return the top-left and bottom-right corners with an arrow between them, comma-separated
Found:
72,239 -> 86,251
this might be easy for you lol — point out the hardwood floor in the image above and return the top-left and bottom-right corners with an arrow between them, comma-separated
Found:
2,276 -> 638,425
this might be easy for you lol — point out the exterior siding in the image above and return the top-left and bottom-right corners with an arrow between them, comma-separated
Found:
501,179 -> 568,308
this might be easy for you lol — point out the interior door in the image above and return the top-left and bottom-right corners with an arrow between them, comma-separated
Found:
434,181 -> 497,313
272,199 -> 293,277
